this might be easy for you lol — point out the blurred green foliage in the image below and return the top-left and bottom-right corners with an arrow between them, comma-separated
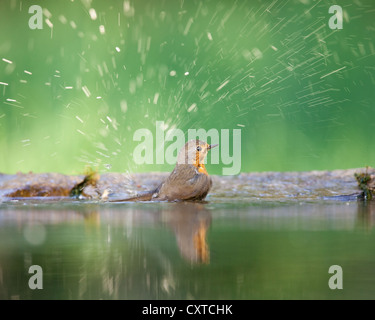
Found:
0,0 -> 374,174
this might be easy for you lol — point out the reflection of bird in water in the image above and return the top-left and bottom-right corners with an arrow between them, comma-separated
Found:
163,202 -> 212,264
111,140 -> 217,202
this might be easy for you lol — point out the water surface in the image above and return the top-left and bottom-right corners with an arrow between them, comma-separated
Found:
1,198 -> 374,300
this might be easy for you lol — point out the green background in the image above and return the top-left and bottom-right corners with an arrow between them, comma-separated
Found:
0,0 -> 374,175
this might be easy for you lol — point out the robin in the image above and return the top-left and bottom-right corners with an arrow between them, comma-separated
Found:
111,140 -> 218,202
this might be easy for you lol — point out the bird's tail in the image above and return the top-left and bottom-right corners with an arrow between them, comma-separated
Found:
108,190 -> 156,202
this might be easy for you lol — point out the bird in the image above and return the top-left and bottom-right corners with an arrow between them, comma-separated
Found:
111,140 -> 218,202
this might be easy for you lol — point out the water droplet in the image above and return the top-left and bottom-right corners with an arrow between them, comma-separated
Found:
89,8 -> 97,20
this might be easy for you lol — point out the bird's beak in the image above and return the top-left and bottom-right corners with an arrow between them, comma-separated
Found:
208,144 -> 218,150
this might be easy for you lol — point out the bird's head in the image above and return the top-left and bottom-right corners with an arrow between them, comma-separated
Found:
176,140 -> 218,170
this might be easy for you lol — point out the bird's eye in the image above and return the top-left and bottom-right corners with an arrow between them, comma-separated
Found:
196,146 -> 202,151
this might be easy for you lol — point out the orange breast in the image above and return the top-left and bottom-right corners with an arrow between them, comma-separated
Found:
197,164 -> 208,175
194,151 -> 208,175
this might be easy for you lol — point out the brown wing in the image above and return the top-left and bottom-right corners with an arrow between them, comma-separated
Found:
156,164 -> 212,201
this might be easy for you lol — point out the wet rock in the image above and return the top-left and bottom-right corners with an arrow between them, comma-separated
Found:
209,168 -> 372,202
0,172 -> 82,198
0,167 -> 374,202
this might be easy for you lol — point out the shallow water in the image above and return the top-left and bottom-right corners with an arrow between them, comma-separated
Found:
1,197 -> 374,300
